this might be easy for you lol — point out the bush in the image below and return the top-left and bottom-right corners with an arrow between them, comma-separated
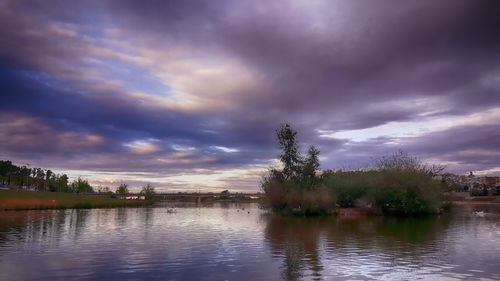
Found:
376,189 -> 433,215
322,170 -> 368,207
320,168 -> 443,215
373,168 -> 443,215
263,179 -> 334,215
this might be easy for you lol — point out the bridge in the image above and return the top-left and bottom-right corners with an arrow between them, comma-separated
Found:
153,192 -> 264,203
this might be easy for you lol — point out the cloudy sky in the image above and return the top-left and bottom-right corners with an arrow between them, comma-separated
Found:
1,0 -> 499,192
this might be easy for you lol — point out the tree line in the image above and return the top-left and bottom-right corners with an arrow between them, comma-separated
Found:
0,160 -> 79,192
0,160 -> 93,192
0,160 -> 156,198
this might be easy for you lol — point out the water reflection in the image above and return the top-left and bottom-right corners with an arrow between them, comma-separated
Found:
0,204 -> 499,281
0,210 -> 66,249
264,207 -> 500,280
264,216 -> 326,280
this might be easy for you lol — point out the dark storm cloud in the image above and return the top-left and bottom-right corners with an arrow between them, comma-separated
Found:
220,1 -> 500,126
0,0 -> 499,187
0,63 -> 193,141
403,124 -> 500,171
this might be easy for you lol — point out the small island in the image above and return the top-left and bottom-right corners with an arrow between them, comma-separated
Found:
261,124 -> 448,217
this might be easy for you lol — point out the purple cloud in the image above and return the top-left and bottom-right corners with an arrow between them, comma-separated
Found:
1,0 -> 499,190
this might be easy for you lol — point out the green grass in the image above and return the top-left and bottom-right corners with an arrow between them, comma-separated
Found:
0,190 -> 152,210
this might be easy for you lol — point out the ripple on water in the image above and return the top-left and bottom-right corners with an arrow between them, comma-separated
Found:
1,204 -> 500,280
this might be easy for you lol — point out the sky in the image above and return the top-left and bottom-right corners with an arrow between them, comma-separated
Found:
1,0 -> 499,192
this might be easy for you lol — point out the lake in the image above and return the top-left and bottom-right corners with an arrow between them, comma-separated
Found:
1,203 -> 499,281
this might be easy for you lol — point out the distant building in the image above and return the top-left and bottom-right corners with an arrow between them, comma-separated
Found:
441,172 -> 500,195
484,177 -> 500,187
119,195 -> 145,200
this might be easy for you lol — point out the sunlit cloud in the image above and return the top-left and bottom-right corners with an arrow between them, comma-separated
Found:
124,140 -> 163,155
318,108 -> 500,143
73,163 -> 270,192
213,146 -> 240,153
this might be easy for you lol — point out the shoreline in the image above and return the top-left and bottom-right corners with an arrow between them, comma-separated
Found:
452,201 -> 500,205
0,190 -> 152,211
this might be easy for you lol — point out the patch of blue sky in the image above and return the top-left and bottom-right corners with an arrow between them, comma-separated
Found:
60,20 -> 171,97
96,59 -> 171,97
17,70 -> 61,90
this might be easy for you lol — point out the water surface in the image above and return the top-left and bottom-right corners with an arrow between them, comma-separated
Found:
1,203 -> 499,280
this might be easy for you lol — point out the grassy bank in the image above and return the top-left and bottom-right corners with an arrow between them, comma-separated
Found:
0,190 -> 152,210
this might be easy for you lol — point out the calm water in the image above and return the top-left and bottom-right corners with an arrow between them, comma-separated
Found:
0,203 -> 499,281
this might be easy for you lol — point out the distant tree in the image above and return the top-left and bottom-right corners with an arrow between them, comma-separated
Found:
45,170 -> 52,182
0,160 -> 72,192
34,168 -> 45,190
45,169 -> 52,190
19,166 -> 31,187
70,177 -> 94,193
0,160 -> 11,184
45,169 -> 60,191
116,184 -> 129,195
31,168 -> 37,186
97,186 -> 112,194
0,160 -> 15,185
140,184 -> 155,201
57,174 -> 69,192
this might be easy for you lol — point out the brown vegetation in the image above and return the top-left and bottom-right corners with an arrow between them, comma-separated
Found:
0,198 -> 58,209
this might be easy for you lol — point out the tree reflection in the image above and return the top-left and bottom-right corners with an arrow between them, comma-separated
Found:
264,214 -> 452,280
67,209 -> 90,240
264,216 -> 330,280
0,210 -> 68,247
115,207 -> 128,226
142,207 -> 154,230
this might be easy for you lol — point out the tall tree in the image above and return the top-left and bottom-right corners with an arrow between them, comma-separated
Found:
276,124 -> 302,180
302,145 -> 320,184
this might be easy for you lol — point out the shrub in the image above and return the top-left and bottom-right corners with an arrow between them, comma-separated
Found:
264,180 -> 334,215
321,160 -> 444,215
322,170 -> 368,207
376,189 -> 433,215
367,161 -> 444,215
